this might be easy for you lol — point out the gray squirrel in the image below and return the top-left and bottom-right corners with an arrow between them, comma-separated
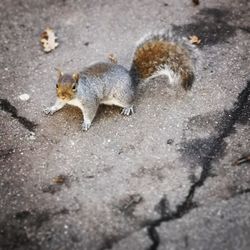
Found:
44,31 -> 198,131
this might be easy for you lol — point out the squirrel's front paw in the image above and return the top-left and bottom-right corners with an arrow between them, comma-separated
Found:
82,120 -> 91,131
121,106 -> 134,116
43,107 -> 55,115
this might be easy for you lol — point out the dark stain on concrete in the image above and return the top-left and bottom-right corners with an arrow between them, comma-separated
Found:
15,210 -> 32,220
99,234 -> 123,250
0,222 -> 40,250
181,81 -> 250,166
236,92 -> 250,125
172,8 -> 237,47
0,148 -> 15,160
146,81 -> 250,250
239,26 -> 250,33
186,112 -> 223,132
0,210 -> 50,250
0,99 -> 37,132
0,207 -> 78,250
238,188 -> 250,194
154,195 -> 171,218
42,184 -> 62,194
33,211 -> 50,229
180,136 -> 227,166
188,173 -> 199,184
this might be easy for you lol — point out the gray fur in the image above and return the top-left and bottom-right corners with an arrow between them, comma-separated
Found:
77,63 -> 134,130
77,63 -> 135,107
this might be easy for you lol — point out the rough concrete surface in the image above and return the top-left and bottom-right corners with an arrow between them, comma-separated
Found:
0,0 -> 249,249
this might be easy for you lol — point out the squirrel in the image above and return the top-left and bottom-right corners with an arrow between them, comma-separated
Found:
44,30 -> 198,131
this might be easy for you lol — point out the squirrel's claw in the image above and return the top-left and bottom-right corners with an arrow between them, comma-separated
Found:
43,107 -> 54,115
121,106 -> 134,116
82,120 -> 91,131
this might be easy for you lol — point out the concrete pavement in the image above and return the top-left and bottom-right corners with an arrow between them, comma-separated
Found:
0,0 -> 249,249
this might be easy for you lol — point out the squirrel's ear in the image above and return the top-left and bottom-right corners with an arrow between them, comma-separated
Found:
72,73 -> 80,83
55,68 -> 64,79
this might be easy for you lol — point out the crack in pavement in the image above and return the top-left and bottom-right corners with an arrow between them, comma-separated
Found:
0,99 -> 37,132
101,81 -> 250,250
146,81 -> 250,250
238,188 -> 250,195
238,26 -> 250,34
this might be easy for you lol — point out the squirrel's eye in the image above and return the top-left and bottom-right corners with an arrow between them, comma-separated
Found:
72,84 -> 76,91
56,84 -> 59,88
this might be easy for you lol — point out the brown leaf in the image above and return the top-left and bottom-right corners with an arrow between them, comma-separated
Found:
52,175 -> 66,184
232,154 -> 250,166
108,53 -> 118,64
189,35 -> 201,45
40,27 -> 59,53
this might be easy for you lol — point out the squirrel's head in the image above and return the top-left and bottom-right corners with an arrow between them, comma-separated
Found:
55,68 -> 80,101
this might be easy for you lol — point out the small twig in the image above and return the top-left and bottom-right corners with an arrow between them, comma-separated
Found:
232,154 -> 250,166
108,53 -> 118,64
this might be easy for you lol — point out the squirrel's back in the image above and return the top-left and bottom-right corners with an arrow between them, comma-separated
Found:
130,31 -> 198,90
78,62 -> 134,101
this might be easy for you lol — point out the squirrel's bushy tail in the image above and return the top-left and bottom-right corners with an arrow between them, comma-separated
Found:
130,30 -> 199,90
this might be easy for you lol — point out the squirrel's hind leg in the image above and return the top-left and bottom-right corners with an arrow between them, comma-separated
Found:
121,106 -> 134,116
109,98 -> 134,116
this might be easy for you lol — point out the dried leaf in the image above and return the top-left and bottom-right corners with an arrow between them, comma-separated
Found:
40,27 -> 59,53
52,175 -> 67,184
232,154 -> 250,166
108,53 -> 118,64
189,35 -> 201,45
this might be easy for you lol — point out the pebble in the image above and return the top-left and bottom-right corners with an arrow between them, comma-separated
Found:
19,93 -> 30,101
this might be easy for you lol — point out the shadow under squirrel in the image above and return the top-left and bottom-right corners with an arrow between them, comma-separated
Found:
44,31 -> 198,131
